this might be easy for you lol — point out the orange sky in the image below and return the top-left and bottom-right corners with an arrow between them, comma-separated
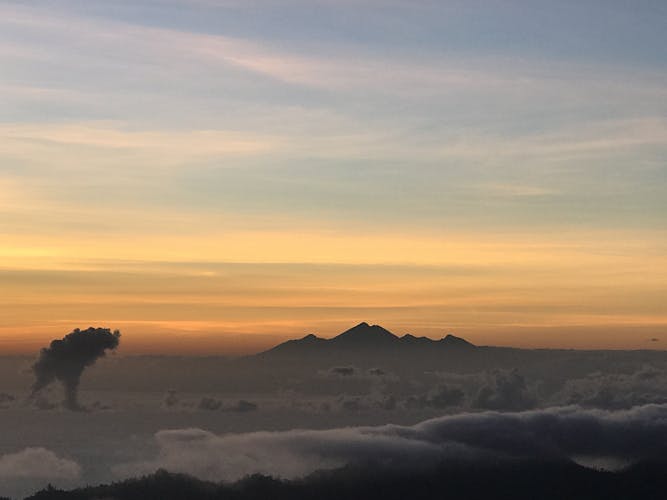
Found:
1,228 -> 665,354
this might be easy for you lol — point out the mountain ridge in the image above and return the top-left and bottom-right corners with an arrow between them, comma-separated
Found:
261,322 -> 475,357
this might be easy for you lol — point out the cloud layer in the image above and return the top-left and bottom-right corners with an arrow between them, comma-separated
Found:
116,404 -> 667,482
0,447 -> 81,479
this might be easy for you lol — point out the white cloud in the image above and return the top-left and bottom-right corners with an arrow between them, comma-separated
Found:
115,404 -> 667,482
0,447 -> 81,479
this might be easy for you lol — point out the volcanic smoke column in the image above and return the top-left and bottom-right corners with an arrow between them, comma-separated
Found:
31,327 -> 121,410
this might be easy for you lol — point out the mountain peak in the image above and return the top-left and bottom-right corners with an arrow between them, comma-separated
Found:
260,325 -> 475,358
440,334 -> 475,348
262,332 -> 324,355
400,333 -> 432,344
332,322 -> 398,344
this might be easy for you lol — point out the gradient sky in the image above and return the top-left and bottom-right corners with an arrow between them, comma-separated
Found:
1,0 -> 666,353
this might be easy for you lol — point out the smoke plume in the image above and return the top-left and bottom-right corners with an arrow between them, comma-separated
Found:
31,327 -> 121,410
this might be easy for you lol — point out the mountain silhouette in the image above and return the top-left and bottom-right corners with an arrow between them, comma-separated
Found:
331,322 -> 399,346
240,322 -> 666,390
440,334 -> 475,348
25,459 -> 667,500
259,322 -> 476,366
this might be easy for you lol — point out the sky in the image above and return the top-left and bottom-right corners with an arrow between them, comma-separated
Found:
1,0 -> 666,353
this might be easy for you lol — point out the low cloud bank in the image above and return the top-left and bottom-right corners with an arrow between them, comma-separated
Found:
549,366 -> 667,409
0,447 -> 81,479
115,404 -> 667,482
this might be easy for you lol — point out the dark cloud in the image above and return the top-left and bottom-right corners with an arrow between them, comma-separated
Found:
230,400 -> 258,412
320,366 -> 395,384
550,366 -> 667,409
403,395 -> 428,410
199,397 -> 223,411
378,395 -> 397,410
163,390 -> 180,409
30,327 -> 120,411
32,395 -> 58,411
0,393 -> 15,409
473,369 -> 535,411
338,396 -> 362,412
89,400 -> 112,411
429,384 -> 465,408
328,366 -> 356,377
402,384 -> 465,410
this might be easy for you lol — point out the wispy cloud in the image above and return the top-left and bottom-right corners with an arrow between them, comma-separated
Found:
1,0 -> 665,350
0,122 -> 279,159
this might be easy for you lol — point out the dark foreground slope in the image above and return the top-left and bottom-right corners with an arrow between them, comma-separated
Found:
25,459 -> 667,500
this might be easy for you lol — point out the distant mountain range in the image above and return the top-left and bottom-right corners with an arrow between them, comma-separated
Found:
250,321 -> 517,374
248,322 -> 667,378
68,322 -> 666,394
262,322 -> 475,356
